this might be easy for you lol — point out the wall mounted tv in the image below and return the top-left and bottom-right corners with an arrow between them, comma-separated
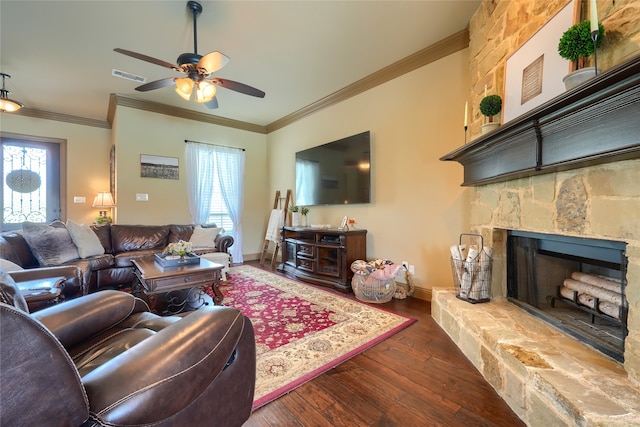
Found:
295,131 -> 371,206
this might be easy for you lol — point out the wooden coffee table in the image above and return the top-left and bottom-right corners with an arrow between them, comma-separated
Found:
132,256 -> 224,314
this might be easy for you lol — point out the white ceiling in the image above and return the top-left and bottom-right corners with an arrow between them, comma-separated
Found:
0,1 -> 480,127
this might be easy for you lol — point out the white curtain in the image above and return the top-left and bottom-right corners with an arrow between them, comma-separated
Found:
214,146 -> 245,263
185,142 -> 245,263
186,143 -> 214,224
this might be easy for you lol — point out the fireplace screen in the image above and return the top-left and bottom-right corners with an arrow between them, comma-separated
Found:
507,230 -> 628,361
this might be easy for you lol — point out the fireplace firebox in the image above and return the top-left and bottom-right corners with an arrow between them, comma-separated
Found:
507,230 -> 628,361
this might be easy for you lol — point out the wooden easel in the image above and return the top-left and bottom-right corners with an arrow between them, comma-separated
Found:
260,189 -> 291,269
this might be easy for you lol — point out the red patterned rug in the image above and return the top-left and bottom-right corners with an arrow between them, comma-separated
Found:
215,265 -> 416,410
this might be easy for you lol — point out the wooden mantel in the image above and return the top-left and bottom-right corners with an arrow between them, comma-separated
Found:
441,55 -> 640,186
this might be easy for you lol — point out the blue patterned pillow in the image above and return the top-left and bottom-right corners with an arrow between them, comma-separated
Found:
22,221 -> 80,266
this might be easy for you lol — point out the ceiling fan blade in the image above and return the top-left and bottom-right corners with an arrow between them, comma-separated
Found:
205,96 -> 219,109
211,78 -> 266,98
135,78 -> 176,92
114,48 -> 178,70
198,51 -> 230,75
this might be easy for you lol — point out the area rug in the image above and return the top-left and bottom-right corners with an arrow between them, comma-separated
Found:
216,265 -> 416,409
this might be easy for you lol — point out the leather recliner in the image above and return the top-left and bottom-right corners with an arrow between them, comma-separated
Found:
0,273 -> 256,427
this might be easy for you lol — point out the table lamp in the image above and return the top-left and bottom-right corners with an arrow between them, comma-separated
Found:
92,191 -> 115,224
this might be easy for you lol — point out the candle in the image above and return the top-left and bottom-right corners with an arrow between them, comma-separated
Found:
590,0 -> 598,33
484,84 -> 487,98
464,102 -> 468,127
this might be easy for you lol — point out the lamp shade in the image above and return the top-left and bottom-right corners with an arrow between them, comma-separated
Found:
195,81 -> 216,103
0,73 -> 24,112
92,191 -> 115,208
175,78 -> 194,101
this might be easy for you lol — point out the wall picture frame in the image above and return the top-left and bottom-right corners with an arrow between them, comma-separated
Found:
502,0 -> 578,123
140,154 -> 179,180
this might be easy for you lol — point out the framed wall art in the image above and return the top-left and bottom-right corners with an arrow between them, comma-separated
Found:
502,0 -> 578,123
140,154 -> 179,180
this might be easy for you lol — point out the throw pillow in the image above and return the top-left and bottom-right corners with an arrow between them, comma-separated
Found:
22,222 -> 80,266
0,258 -> 23,272
189,225 -> 221,248
66,220 -> 105,258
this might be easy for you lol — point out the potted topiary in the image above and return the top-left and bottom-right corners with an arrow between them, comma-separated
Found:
479,94 -> 502,134
558,20 -> 604,90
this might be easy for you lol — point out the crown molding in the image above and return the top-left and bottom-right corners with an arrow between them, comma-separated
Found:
108,94 -> 267,134
11,108 -> 111,129
265,28 -> 470,133
16,28 -> 469,135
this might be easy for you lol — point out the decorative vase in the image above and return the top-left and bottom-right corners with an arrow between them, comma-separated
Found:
481,122 -> 500,135
291,212 -> 300,227
301,215 -> 308,227
563,67 -> 600,91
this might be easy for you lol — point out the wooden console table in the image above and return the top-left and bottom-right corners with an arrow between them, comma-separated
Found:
132,257 -> 224,314
280,227 -> 367,293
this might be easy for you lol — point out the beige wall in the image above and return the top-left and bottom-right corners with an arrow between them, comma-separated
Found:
111,106 -> 269,256
1,114 -> 111,225
267,50 -> 471,297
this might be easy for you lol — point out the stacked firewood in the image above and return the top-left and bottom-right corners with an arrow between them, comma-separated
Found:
559,272 -> 623,319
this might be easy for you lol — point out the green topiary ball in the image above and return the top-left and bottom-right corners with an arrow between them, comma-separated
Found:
558,20 -> 604,62
479,95 -> 502,117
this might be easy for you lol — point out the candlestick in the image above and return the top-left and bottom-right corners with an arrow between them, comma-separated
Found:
484,85 -> 487,98
590,0 -> 599,76
464,102 -> 468,127
590,0 -> 598,33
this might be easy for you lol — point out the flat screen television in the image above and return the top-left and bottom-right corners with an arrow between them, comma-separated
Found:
295,131 -> 371,206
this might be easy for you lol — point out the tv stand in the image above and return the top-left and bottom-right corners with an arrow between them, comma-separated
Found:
280,227 -> 367,293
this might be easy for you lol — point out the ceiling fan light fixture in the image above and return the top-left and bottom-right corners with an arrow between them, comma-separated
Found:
0,73 -> 24,113
195,81 -> 216,103
175,78 -> 194,101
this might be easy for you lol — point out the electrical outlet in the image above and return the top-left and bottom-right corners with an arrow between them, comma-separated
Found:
402,261 -> 409,270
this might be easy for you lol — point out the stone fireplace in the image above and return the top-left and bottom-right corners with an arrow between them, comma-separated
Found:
433,56 -> 640,424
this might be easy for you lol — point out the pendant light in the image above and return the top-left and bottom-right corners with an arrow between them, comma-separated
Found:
0,73 -> 24,112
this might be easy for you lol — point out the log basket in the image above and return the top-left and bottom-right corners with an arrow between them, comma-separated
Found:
450,234 -> 493,303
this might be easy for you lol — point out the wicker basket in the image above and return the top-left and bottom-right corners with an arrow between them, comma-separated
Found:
352,274 -> 396,303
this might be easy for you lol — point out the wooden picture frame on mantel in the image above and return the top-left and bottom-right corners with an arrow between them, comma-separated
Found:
502,0 -> 579,124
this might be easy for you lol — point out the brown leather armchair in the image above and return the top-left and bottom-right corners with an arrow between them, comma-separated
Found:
0,276 -> 256,426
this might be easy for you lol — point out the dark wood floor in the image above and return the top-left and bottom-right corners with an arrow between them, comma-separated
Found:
241,263 -> 525,427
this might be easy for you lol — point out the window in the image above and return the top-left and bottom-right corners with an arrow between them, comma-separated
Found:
1,137 -> 62,231
207,174 -> 234,232
185,141 -> 245,263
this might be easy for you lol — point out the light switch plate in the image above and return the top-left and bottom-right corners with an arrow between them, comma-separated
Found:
73,196 -> 86,203
135,193 -> 149,201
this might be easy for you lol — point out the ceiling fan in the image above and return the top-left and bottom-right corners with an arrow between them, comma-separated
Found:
114,0 -> 265,109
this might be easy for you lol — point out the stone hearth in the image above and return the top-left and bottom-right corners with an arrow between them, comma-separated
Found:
432,291 -> 640,425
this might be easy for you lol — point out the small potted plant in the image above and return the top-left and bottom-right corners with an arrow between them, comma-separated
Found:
288,205 -> 300,227
558,20 -> 604,90
300,206 -> 309,227
479,94 -> 502,134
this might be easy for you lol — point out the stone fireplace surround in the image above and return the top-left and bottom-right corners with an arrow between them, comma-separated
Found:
434,57 -> 640,424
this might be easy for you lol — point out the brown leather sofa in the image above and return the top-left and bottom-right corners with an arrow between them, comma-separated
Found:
0,273 -> 256,426
0,223 -> 234,298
